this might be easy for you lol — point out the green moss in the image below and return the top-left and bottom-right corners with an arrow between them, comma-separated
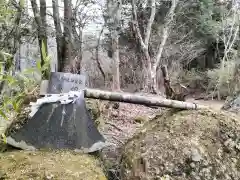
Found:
134,116 -> 149,124
86,99 -> 101,120
0,150 -> 107,180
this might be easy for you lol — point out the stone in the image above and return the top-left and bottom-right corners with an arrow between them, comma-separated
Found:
5,91 -> 106,153
222,93 -> 240,113
47,72 -> 86,94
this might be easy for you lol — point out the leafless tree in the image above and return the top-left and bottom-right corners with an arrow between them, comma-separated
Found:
132,0 -> 179,93
106,0 -> 122,91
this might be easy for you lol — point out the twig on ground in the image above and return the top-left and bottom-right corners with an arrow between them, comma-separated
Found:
105,122 -> 123,132
112,136 -> 124,145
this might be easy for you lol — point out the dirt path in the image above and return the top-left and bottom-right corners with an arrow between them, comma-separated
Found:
186,98 -> 225,111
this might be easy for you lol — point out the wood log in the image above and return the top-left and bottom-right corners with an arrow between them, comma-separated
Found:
84,88 -> 208,110
39,80 -> 207,110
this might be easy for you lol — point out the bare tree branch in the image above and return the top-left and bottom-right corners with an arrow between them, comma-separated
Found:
154,0 -> 179,71
131,0 -> 146,49
144,0 -> 156,50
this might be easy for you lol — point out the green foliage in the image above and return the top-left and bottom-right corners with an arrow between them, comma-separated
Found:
40,40 -> 50,79
0,49 -> 51,122
0,0 -> 14,23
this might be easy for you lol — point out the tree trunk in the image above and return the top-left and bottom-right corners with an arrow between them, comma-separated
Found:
40,79 -> 204,110
71,7 -> 82,74
40,0 -> 48,79
107,0 -> 121,91
111,31 -> 121,91
52,0 -> 63,72
72,26 -> 82,74
131,0 -> 156,93
84,88 -> 207,110
30,0 -> 48,79
152,0 -> 179,90
63,0 -> 73,70
96,26 -> 106,85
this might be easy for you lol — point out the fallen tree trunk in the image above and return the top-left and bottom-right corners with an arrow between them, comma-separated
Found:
40,80 -> 208,110
84,88 -> 208,110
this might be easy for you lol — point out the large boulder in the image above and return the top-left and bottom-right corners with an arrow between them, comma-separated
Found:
0,150 -> 107,180
120,109 -> 240,180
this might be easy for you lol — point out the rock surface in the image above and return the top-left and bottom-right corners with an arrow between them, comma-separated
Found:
0,150 -> 107,180
120,109 -> 240,180
222,93 -> 240,113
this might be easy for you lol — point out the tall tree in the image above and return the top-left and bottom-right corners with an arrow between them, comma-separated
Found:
62,0 -> 73,70
131,0 -> 179,93
52,0 -> 63,72
30,0 -> 48,79
106,0 -> 122,91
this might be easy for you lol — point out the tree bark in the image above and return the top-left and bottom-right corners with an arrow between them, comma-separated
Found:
131,0 -> 156,93
84,88 -> 207,110
96,26 -> 106,85
107,0 -> 121,91
52,0 -> 63,72
72,6 -> 82,74
131,0 -> 179,93
40,0 -> 48,79
152,0 -> 179,91
30,0 -> 48,79
63,0 -> 73,71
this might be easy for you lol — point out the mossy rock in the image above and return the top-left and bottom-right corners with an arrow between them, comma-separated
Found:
86,99 -> 101,120
120,109 -> 240,180
134,115 -> 149,124
0,150 -> 107,180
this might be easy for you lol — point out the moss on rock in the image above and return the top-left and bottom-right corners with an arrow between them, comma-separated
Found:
0,150 -> 107,180
120,109 -> 240,180
134,115 -> 149,124
86,99 -> 101,120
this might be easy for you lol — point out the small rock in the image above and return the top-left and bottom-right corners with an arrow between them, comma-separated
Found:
112,111 -> 118,117
224,139 -> 236,150
44,173 -> 54,180
191,148 -> 202,162
190,162 -> 196,168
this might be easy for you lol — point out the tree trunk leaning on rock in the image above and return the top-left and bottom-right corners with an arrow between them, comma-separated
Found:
84,88 -> 207,110
39,80 -> 207,110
